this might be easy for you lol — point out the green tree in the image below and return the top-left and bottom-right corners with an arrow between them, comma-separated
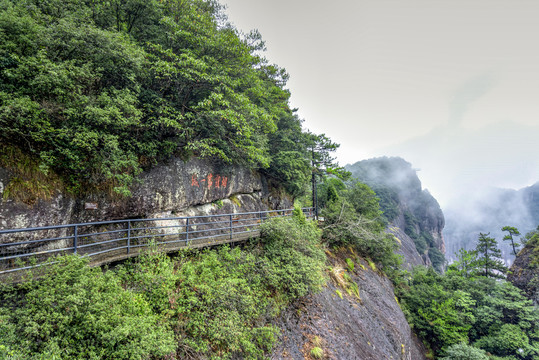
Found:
475,232 -> 506,279
321,182 -> 401,274
345,181 -> 383,222
399,259 -> 539,359
447,248 -> 479,278
502,225 -> 521,256
0,0 -> 339,199
441,343 -> 488,360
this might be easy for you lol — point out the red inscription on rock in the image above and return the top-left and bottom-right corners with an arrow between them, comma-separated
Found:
190,173 -> 229,189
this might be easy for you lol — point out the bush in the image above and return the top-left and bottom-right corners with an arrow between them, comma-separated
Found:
441,343 -> 489,360
0,214 -> 328,360
0,255 -> 175,359
322,199 -> 401,274
259,216 -> 326,301
171,247 -> 279,359
116,247 -> 180,316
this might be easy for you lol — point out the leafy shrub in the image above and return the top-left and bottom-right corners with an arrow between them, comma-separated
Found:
0,214 -> 328,360
322,198 -> 401,275
440,343 -> 488,360
259,215 -> 326,301
171,247 -> 279,359
0,255 -> 175,359
473,324 -> 530,358
116,248 -> 179,316
310,346 -> 324,359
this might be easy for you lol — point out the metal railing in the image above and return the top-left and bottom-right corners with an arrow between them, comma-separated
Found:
0,207 -> 315,275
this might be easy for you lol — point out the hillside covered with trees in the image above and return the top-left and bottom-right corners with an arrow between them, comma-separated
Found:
345,157 -> 446,271
1,1 -> 538,359
0,0 -> 339,201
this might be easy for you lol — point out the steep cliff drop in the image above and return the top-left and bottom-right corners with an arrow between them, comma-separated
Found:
272,251 -> 426,360
508,229 -> 539,306
346,157 -> 446,271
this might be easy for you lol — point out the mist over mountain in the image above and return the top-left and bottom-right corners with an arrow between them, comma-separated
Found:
346,157 -> 446,271
444,182 -> 539,266
378,120 -> 539,208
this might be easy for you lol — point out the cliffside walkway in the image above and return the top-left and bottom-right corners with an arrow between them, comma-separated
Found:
0,207 -> 315,276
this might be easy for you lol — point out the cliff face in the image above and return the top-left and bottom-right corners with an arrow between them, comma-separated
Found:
1,157 -> 429,358
0,157 -> 292,235
345,157 -> 445,271
508,233 -> 539,306
273,252 -> 426,360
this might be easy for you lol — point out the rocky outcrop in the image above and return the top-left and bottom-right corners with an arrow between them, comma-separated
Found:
0,158 -> 291,227
272,253 -> 426,359
0,158 -> 292,238
346,157 -> 445,271
508,235 -> 539,306
387,224 -> 425,270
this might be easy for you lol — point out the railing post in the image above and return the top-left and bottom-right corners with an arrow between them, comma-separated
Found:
229,214 -> 233,240
185,218 -> 189,245
127,220 -> 131,254
73,225 -> 78,254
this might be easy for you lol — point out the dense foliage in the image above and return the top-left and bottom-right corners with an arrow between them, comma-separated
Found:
0,256 -> 175,359
0,212 -> 326,359
398,252 -> 539,359
0,0 -> 338,197
345,157 -> 446,271
319,178 -> 402,277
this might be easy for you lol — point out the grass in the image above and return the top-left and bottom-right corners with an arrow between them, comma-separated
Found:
310,346 -> 324,359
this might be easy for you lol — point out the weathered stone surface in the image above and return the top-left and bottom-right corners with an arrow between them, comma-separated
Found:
0,158 -> 291,231
387,224 -> 425,270
272,254 -> 426,360
508,238 -> 539,306
0,158 -> 292,259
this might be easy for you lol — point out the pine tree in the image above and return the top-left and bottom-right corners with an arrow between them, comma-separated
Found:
475,232 -> 507,278
501,226 -> 521,256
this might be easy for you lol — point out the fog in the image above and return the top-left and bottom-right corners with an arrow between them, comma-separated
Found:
377,121 -> 539,265
379,121 -> 539,207
220,0 -> 539,262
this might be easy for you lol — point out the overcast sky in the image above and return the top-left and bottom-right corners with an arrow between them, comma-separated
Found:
222,0 -> 539,206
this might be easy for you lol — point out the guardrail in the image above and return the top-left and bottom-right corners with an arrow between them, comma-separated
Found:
0,207 -> 315,275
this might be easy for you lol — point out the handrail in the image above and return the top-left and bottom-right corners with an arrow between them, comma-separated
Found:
0,207 -> 315,275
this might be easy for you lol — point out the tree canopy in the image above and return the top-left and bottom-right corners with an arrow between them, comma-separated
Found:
0,0 -> 338,197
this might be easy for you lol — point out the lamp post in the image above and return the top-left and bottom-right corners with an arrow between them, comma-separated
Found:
311,147 -> 318,220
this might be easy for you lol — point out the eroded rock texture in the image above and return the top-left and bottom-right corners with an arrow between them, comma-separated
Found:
508,237 -> 539,306
273,255 -> 426,360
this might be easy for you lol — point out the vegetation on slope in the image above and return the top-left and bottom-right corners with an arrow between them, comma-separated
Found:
397,231 -> 539,360
345,157 -> 446,271
0,210 -> 326,359
0,176 -> 405,359
318,177 -> 403,278
0,0 -> 340,198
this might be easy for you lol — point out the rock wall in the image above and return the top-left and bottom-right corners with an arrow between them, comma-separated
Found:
387,224 -> 426,270
272,253 -> 426,359
0,157 -> 292,236
345,157 -> 446,270
508,237 -> 539,306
